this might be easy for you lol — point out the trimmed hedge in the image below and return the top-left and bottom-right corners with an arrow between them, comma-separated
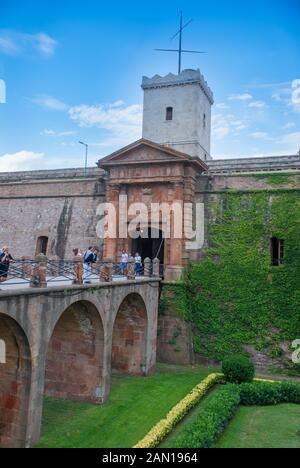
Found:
171,385 -> 241,448
222,355 -> 255,384
134,373 -> 223,448
240,381 -> 300,406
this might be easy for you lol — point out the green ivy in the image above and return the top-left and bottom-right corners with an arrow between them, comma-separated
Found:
160,189 -> 300,364
159,282 -> 190,321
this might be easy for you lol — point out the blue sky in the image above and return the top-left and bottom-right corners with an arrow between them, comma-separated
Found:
0,0 -> 299,171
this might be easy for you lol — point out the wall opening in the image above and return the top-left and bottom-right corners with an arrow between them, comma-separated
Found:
131,227 -> 165,264
36,236 -> 49,255
0,314 -> 31,448
271,237 -> 285,266
112,294 -> 148,375
44,301 -> 105,403
166,107 -> 173,121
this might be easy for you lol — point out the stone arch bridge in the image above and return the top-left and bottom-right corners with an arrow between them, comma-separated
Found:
0,278 -> 160,448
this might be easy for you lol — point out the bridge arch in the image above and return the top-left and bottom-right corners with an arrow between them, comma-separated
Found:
112,293 -> 148,375
44,300 -> 105,403
0,313 -> 31,448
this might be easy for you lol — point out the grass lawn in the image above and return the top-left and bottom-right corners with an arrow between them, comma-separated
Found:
36,363 -> 217,448
217,404 -> 300,448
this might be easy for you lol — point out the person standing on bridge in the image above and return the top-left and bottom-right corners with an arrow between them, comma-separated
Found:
83,246 -> 94,284
120,249 -> 129,275
135,252 -> 142,276
0,247 -> 14,283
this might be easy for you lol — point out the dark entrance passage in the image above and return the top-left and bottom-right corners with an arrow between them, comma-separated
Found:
131,227 -> 164,264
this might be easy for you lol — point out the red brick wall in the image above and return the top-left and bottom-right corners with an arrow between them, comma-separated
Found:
112,294 -> 147,375
45,301 -> 104,403
0,315 -> 31,448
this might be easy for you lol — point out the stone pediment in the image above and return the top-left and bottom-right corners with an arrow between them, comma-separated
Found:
98,139 -> 208,172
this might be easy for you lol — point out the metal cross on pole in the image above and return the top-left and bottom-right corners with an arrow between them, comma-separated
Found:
155,11 -> 206,75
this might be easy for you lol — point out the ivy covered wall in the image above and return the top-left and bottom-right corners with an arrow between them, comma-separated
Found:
160,178 -> 300,370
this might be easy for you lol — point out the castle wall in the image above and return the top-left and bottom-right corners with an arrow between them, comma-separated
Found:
0,169 -> 105,259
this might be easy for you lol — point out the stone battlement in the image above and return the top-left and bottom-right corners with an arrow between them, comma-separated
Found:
206,154 -> 300,174
142,69 -> 214,104
0,166 -> 105,183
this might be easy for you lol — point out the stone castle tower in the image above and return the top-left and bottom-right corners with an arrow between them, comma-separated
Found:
141,69 -> 214,161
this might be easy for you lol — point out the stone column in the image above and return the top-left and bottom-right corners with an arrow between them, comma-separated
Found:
165,181 -> 184,281
127,258 -> 135,280
105,183 -> 120,261
101,257 -> 114,283
144,257 -> 151,277
73,255 -> 83,284
152,258 -> 160,278
30,254 -> 47,288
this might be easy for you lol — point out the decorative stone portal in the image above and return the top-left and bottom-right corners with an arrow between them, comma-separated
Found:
44,301 -> 105,403
0,314 -> 31,448
112,294 -> 148,375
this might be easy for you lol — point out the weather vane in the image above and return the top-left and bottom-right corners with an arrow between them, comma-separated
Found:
155,11 -> 205,75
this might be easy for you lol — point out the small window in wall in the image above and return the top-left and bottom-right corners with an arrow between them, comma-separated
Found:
166,107 -> 173,121
271,237 -> 285,266
37,236 -> 49,255
203,113 -> 206,128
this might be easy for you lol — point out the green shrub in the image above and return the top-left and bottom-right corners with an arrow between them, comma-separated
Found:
222,355 -> 255,384
172,385 -> 241,448
240,381 -> 300,405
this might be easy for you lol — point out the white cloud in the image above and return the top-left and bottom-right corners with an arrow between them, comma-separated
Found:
282,122 -> 296,130
0,150 -> 44,172
278,132 -> 300,152
41,129 -> 77,137
0,36 -> 19,54
32,33 -> 57,56
212,113 -> 248,140
68,102 -> 143,144
216,102 -> 230,110
250,132 -> 272,140
228,93 -> 253,101
33,95 -> 68,111
292,79 -> 300,112
248,101 -> 267,109
0,30 -> 57,57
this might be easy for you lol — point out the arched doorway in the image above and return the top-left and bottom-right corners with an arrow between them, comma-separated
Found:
0,314 -> 31,448
44,301 -> 105,403
112,294 -> 148,375
131,227 -> 164,264
36,236 -> 49,255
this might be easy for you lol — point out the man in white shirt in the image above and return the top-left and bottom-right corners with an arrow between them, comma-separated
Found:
134,252 -> 142,276
121,250 -> 129,275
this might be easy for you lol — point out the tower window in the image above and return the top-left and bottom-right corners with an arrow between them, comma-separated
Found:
203,113 -> 206,128
271,237 -> 284,266
166,107 -> 173,121
37,236 -> 49,255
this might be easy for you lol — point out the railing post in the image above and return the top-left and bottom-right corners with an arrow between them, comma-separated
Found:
100,258 -> 113,283
73,255 -> 83,285
144,257 -> 151,277
152,258 -> 160,278
127,258 -> 135,280
30,254 -> 48,288
21,256 -> 32,279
